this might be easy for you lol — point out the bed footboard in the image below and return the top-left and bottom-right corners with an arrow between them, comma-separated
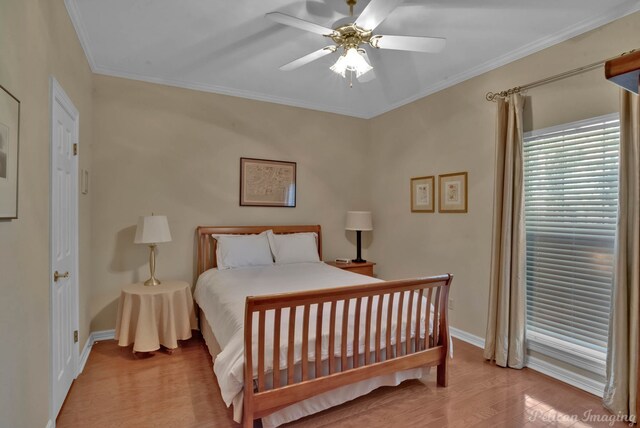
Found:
242,274 -> 453,427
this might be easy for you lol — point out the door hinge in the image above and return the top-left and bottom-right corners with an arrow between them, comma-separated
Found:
73,143 -> 78,156
74,330 -> 78,343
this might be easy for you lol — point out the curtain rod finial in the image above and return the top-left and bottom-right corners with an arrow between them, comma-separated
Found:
485,87 -> 522,102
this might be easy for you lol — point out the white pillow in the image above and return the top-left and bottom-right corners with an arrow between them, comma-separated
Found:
267,231 -> 320,264
213,231 -> 274,270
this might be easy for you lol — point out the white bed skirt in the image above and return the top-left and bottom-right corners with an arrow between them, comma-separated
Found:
199,310 -> 428,427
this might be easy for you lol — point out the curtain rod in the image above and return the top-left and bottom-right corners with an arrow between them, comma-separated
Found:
484,50 -> 636,102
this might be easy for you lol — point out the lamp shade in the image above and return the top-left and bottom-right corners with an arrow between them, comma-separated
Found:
345,211 -> 373,231
134,215 -> 172,244
330,48 -> 373,78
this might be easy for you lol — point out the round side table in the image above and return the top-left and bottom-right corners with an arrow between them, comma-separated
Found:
114,280 -> 197,353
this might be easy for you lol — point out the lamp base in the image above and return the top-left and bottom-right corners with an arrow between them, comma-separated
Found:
144,244 -> 161,286
144,277 -> 161,286
352,230 -> 366,264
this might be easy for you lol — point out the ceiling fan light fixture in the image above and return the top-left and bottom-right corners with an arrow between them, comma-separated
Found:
268,0 -> 446,84
330,47 -> 372,78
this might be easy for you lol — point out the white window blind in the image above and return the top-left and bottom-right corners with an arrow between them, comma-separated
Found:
523,113 -> 619,364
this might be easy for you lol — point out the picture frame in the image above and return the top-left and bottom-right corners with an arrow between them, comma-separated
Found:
240,157 -> 296,207
438,172 -> 468,213
410,176 -> 434,213
0,84 -> 20,219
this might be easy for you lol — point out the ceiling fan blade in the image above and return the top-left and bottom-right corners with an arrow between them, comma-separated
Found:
355,0 -> 404,31
266,12 -> 335,36
370,35 -> 446,53
280,46 -> 337,71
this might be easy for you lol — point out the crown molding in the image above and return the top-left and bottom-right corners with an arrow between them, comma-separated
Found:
367,0 -> 640,118
91,65 -> 370,118
64,0 -> 98,71
65,0 -> 640,120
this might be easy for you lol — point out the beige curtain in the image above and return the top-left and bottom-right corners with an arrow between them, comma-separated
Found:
604,89 -> 640,422
483,94 -> 526,369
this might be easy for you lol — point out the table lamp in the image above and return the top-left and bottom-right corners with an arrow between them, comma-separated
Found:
134,214 -> 172,286
345,211 -> 373,263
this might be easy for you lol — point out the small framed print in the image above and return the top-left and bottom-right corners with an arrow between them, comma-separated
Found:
411,176 -> 434,213
0,84 -> 20,219
439,172 -> 468,213
240,157 -> 296,207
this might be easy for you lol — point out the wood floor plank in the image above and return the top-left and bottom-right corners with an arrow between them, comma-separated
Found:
57,334 -> 626,428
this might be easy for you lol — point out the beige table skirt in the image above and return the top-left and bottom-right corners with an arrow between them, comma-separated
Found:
115,280 -> 197,352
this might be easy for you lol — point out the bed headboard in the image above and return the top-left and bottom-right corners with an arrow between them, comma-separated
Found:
196,225 -> 322,277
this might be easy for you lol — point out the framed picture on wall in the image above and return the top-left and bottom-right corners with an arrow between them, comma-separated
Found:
240,157 -> 296,207
0,84 -> 20,219
410,176 -> 434,212
438,172 -> 468,213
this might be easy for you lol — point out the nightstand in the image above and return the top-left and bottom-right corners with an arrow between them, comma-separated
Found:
325,261 -> 376,277
115,280 -> 197,353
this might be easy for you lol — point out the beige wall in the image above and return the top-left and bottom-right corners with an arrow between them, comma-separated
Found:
0,0 -> 93,427
367,12 -> 640,339
1,2 -> 637,423
89,13 -> 640,338
90,75 -> 370,331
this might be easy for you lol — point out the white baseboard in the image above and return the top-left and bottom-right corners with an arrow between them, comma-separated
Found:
449,325 -> 605,397
75,325 -> 605,397
450,326 -> 486,349
77,329 -> 115,375
526,355 -> 605,397
92,329 -> 116,342
78,339 -> 91,375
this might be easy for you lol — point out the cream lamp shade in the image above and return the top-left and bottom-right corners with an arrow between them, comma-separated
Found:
134,215 -> 172,244
134,215 -> 171,286
345,211 -> 372,263
345,211 -> 373,231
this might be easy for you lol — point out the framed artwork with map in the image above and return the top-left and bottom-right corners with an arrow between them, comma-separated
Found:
240,157 -> 296,207
410,176 -> 434,213
0,84 -> 20,219
438,172 -> 467,213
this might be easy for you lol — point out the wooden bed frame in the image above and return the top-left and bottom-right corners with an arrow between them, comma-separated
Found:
196,225 -> 452,428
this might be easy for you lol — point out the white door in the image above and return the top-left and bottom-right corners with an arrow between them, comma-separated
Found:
50,77 -> 79,419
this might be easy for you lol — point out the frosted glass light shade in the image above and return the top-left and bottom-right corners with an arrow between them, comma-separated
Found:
134,215 -> 172,244
330,48 -> 373,78
345,211 -> 373,231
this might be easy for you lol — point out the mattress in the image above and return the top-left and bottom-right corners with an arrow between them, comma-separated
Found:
194,262 -> 439,427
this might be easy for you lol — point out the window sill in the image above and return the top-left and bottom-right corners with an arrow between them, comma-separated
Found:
526,331 -> 606,377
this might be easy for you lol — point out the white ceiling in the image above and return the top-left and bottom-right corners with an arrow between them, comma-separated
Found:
66,0 -> 640,119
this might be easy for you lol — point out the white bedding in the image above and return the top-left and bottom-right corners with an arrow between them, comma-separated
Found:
194,262 -> 442,427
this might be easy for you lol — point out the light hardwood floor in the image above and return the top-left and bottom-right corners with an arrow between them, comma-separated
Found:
57,334 -> 629,427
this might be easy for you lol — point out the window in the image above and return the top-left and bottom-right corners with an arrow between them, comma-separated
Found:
523,113 -> 620,374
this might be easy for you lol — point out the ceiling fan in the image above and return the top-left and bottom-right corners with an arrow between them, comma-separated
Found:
266,0 -> 446,86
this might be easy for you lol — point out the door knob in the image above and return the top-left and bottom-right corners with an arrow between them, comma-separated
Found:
54,271 -> 70,282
